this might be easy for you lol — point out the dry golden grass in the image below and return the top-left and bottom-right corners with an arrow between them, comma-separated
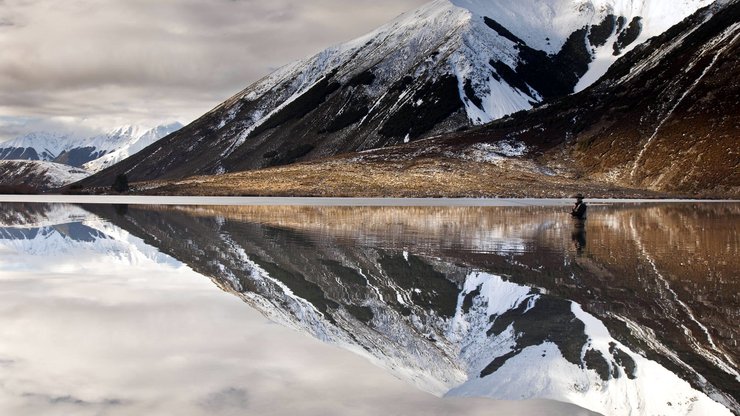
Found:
135,156 -> 665,198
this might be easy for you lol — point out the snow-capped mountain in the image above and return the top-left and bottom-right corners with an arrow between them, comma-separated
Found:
78,0 -> 714,187
153,0 -> 739,198
87,203 -> 739,416
0,132 -> 76,162
0,122 -> 182,169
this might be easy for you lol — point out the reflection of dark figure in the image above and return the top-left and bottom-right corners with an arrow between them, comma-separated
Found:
571,194 -> 588,220
114,204 -> 129,217
572,223 -> 587,253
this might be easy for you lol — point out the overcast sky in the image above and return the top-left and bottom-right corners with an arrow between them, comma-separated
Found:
0,0 -> 429,141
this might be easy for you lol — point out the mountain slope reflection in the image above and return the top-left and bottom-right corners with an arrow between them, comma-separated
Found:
85,203 -> 739,416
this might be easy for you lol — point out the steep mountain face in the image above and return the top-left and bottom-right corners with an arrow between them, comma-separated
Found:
86,203 -> 739,415
0,160 -> 89,191
78,0 -> 712,187
0,122 -> 181,169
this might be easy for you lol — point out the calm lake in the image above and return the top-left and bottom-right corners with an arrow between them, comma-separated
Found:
0,199 -> 738,416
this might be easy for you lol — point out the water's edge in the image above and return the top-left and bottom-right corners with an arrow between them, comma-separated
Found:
1,195 -> 738,206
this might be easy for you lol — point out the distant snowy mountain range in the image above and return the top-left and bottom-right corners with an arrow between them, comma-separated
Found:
0,122 -> 181,190
79,0 -> 714,186
0,122 -> 182,171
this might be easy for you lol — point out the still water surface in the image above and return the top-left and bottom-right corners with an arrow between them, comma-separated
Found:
0,200 -> 737,416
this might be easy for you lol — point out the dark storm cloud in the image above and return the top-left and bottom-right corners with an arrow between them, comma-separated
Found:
0,0 -> 428,140
0,358 -> 17,367
21,392 -> 128,407
198,387 -> 250,411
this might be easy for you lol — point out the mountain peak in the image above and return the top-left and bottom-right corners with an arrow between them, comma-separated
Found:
82,122 -> 183,173
104,122 -> 180,142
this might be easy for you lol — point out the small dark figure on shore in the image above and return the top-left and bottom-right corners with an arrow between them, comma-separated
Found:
571,194 -> 587,220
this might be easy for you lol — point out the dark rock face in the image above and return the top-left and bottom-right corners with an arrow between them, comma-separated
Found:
377,253 -> 460,317
482,296 -> 588,377
515,27 -> 593,99
52,147 -> 107,167
248,74 -> 342,139
613,17 -> 643,55
584,349 -> 611,381
378,75 -> 464,139
483,17 -> 526,46
589,15 -> 618,47
0,147 -> 40,161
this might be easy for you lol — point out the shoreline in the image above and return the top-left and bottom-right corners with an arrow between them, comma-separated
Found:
1,194 -> 739,206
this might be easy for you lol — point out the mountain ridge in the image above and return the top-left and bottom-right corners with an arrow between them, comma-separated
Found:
0,122 -> 182,191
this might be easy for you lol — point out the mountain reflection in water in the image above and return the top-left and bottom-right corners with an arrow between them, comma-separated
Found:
81,202 -> 738,415
1,202 -> 738,416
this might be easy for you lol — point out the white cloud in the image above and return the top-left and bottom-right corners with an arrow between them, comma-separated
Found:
0,0 -> 429,141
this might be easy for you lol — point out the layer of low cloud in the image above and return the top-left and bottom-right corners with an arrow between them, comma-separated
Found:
0,0 -> 428,141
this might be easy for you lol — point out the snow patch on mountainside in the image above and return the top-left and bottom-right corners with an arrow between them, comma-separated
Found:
457,141 -> 528,163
